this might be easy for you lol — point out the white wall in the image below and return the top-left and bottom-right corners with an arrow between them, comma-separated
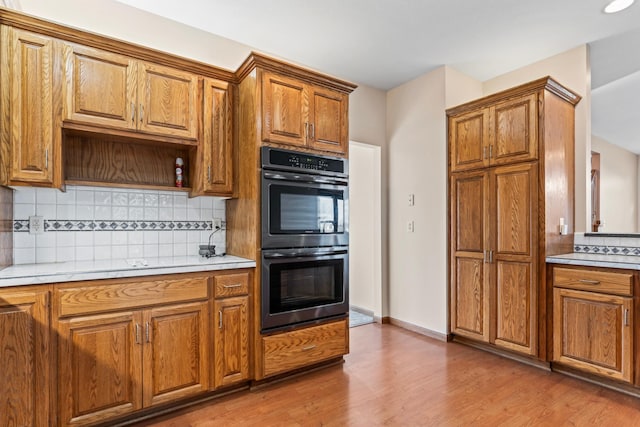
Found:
591,135 -> 638,233
483,46 -> 591,233
348,141 -> 381,316
386,67 -> 445,333
349,85 -> 389,317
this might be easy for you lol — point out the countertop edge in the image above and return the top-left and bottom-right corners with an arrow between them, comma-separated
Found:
546,254 -> 640,271
0,259 -> 256,288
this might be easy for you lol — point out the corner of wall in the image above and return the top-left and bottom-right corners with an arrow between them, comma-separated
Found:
0,186 -> 13,268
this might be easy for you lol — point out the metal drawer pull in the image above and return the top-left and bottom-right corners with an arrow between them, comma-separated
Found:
219,311 -> 223,329
131,103 -> 135,122
624,309 -> 630,326
145,322 -> 150,343
135,323 -> 141,344
302,345 -> 317,351
578,279 -> 601,285
223,283 -> 243,288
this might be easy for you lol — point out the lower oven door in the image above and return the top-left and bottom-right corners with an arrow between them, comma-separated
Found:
261,247 -> 349,332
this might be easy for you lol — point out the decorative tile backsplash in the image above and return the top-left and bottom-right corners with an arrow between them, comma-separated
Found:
12,185 -> 226,264
573,233 -> 640,256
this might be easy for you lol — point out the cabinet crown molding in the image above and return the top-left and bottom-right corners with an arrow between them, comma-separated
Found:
446,76 -> 582,117
236,51 -> 357,94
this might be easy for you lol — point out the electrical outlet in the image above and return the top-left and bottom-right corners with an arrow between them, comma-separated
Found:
406,220 -> 414,233
408,193 -> 415,206
29,215 -> 45,235
212,218 -> 223,230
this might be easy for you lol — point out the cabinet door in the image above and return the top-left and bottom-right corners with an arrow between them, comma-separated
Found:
0,289 -> 50,427
2,27 -> 55,185
214,296 -> 250,388
58,311 -> 143,426
261,71 -> 308,147
450,170 -> 490,342
63,44 -> 137,131
308,86 -> 348,154
449,109 -> 490,172
202,78 -> 233,195
138,62 -> 198,140
143,301 -> 209,407
491,162 -> 538,355
553,288 -> 632,383
490,94 -> 538,166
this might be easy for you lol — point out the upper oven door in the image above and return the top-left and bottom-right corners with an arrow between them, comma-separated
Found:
261,170 -> 349,249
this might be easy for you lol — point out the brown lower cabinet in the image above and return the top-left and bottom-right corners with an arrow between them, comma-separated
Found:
55,275 -> 212,426
51,269 -> 252,427
0,287 -> 51,427
552,265 -> 635,384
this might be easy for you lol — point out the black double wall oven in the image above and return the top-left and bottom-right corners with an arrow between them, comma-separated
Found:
261,147 -> 349,332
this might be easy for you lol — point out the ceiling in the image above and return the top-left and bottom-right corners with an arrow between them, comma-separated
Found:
113,0 -> 640,150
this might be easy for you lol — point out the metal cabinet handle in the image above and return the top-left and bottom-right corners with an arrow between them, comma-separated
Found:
483,146 -> 488,160
310,123 -> 315,140
302,345 -> 316,351
624,309 -> 630,326
45,149 -> 49,169
207,165 -> 211,183
145,322 -> 150,343
140,104 -> 144,123
223,283 -> 242,289
218,311 -> 223,329
578,279 -> 601,285
135,323 -> 141,344
489,145 -> 493,159
305,122 -> 309,140
131,103 -> 135,122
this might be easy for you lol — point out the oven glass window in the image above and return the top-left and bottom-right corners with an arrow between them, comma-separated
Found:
270,185 -> 344,234
269,259 -> 344,314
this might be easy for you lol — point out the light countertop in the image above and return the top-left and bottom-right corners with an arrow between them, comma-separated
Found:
0,255 -> 256,288
546,253 -> 640,270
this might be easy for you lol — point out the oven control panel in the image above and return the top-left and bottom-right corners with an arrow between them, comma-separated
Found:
263,147 -> 347,175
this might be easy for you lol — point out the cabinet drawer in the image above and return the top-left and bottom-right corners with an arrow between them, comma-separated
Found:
214,272 -> 249,298
553,267 -> 632,296
262,319 -> 348,377
56,275 -> 209,317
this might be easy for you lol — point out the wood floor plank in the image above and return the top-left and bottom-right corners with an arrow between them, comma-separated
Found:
132,324 -> 640,426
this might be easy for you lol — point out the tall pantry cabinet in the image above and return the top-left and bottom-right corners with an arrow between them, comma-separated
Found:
448,77 -> 580,359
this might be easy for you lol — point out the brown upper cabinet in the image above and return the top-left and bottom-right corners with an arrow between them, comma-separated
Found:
449,93 -> 538,172
191,78 -> 234,197
0,26 -> 62,187
63,43 -> 199,141
261,71 -> 349,155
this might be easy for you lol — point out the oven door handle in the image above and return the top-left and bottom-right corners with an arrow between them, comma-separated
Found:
263,171 -> 348,186
263,248 -> 348,259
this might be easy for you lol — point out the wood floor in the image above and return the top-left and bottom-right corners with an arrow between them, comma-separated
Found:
132,323 -> 640,426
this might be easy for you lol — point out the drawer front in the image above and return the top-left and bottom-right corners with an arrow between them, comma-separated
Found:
553,267 -> 632,296
263,319 -> 348,377
56,275 -> 209,317
214,272 -> 249,298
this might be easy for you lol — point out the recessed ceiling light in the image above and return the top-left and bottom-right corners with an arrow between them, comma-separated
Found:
604,0 -> 635,13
